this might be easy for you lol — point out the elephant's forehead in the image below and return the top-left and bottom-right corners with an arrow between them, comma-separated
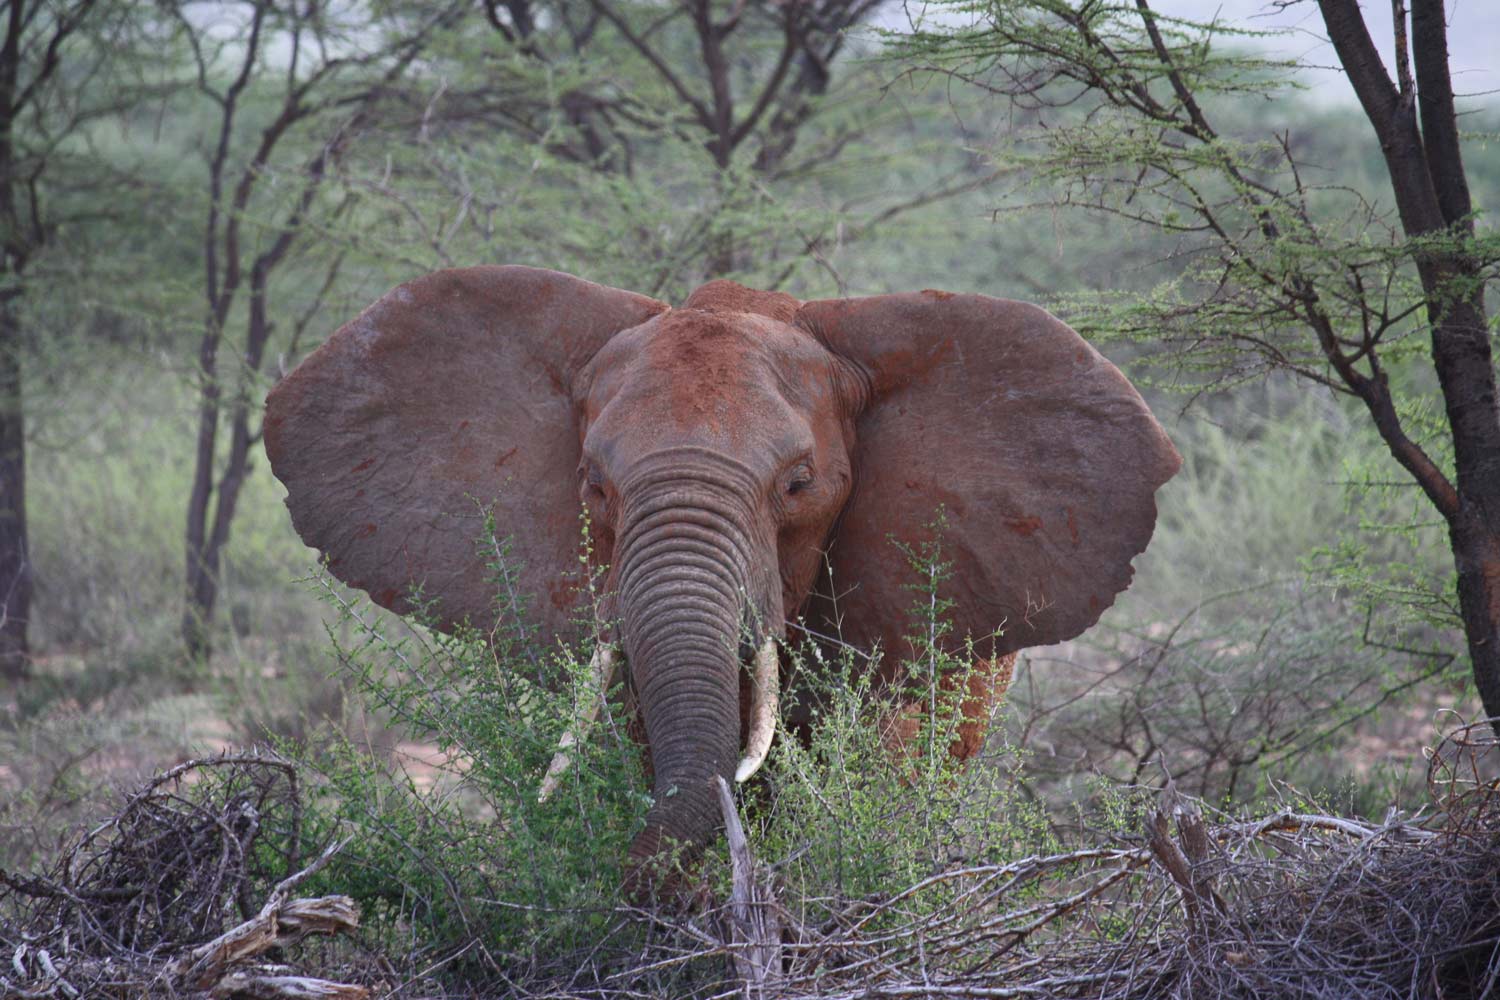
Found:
645,308 -> 815,367
585,309 -> 826,454
645,310 -> 763,382
594,309 -> 822,398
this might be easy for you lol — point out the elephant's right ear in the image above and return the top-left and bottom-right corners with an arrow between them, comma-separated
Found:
264,266 -> 666,642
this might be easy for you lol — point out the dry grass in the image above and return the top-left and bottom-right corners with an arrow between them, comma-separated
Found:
4,726 -> 1500,999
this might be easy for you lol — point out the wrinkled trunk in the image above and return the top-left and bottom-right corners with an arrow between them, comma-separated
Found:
612,468 -> 756,893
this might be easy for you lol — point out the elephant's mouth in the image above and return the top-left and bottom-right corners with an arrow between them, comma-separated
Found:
535,630 -> 780,803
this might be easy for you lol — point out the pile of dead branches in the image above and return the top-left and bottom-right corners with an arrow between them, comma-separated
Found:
1,753 -> 372,1000
6,727 -> 1500,999
561,722 -> 1500,999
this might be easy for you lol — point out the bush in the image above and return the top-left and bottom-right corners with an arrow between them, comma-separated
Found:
278,524 -> 1050,985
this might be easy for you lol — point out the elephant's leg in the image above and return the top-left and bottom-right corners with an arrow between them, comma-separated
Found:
946,652 -> 1018,759
878,652 -> 1018,762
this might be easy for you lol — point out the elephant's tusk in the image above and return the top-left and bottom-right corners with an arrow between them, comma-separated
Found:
538,643 -> 618,803
734,637 -> 779,783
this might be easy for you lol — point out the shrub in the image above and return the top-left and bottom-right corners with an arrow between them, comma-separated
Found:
280,523 -> 1050,984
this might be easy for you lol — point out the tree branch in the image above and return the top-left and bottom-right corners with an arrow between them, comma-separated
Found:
1390,0 -> 1413,103
731,13 -> 799,149
1318,0 -> 1446,236
1409,0 -> 1473,229
586,0 -> 713,132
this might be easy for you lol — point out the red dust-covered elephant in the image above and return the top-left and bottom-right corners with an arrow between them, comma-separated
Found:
263,266 -> 1179,890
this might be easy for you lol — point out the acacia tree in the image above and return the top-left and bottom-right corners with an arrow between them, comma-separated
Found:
457,0 -> 888,279
176,0 -> 462,660
340,0 -> 1003,298
0,0 -> 149,679
475,0 -> 882,181
896,2 -> 1500,723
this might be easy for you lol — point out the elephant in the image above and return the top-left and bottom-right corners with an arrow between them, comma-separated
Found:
263,266 -> 1180,893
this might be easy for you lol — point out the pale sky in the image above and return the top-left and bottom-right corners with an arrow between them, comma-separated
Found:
1150,0 -> 1499,104
882,0 -> 1499,106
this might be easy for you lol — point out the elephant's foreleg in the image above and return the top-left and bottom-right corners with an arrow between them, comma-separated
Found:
878,652 -> 1018,763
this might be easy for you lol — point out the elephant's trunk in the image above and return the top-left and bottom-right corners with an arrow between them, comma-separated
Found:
612,462 -> 763,895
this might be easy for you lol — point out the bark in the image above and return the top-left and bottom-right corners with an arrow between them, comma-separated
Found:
1451,515 -> 1500,728
1319,0 -> 1500,727
181,317 -> 225,660
716,775 -> 783,992
0,0 -> 29,680
0,296 -> 28,680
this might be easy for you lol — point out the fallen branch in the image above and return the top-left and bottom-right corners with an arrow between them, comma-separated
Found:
209,968 -> 370,999
170,839 -> 352,991
0,755 -> 369,1000
716,776 -> 783,999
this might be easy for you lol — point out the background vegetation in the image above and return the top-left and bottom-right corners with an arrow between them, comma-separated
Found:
1,0 -> 1497,994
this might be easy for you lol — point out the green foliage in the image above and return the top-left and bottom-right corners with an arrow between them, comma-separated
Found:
273,520 -> 1050,973
748,647 -> 1048,911
1310,393 -> 1458,633
286,551 -> 645,962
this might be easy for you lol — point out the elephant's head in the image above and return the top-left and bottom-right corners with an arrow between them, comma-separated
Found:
264,266 -> 1179,890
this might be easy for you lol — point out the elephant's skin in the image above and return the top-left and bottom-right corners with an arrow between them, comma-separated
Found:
263,267 -> 1180,894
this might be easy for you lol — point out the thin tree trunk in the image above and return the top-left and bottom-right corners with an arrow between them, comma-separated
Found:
181,321 -> 259,659
181,294 -> 275,660
181,409 -> 258,663
181,316 -> 224,661
0,1 -> 30,681
1430,289 -> 1500,726
693,0 -> 736,278
0,295 -> 29,680
1320,0 -> 1500,728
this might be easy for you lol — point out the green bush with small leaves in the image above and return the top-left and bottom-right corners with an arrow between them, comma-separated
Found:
281,519 -> 1050,976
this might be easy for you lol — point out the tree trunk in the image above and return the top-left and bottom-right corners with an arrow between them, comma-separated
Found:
182,380 -> 261,661
0,2 -> 30,681
1451,514 -> 1500,726
0,295 -> 29,680
182,267 -> 279,660
1320,0 -> 1500,728
1431,290 -> 1500,726
181,322 -> 223,661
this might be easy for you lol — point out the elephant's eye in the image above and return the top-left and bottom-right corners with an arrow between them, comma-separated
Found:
582,464 -> 608,501
786,466 -> 814,496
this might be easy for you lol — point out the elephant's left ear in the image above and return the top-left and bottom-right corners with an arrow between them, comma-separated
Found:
796,291 -> 1180,662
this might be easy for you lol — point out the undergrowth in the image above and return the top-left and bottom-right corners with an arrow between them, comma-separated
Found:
275,520 -> 1049,983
